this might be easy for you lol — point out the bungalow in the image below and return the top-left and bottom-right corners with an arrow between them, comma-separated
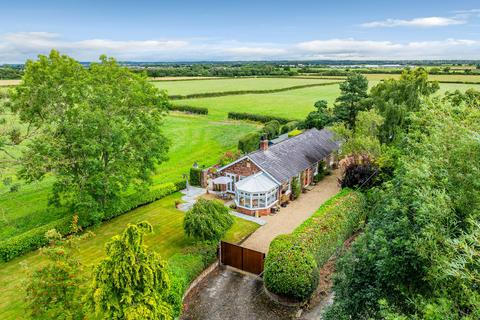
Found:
213,128 -> 340,216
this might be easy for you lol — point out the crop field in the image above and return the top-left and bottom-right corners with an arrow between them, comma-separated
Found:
364,73 -> 480,83
153,77 -> 338,95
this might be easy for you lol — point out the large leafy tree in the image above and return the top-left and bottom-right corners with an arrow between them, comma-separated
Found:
333,73 -> 369,129
87,222 -> 173,320
325,100 -> 480,319
302,100 -> 334,130
8,50 -> 169,223
370,68 -> 439,143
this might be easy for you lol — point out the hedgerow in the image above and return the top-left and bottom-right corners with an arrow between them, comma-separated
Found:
238,131 -> 262,154
228,112 -> 296,124
262,120 -> 281,139
189,167 -> 203,186
168,104 -> 208,115
281,121 -> 299,134
0,181 -> 185,262
263,189 -> 366,301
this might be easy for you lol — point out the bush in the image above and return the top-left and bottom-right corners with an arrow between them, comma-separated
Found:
189,167 -> 203,186
339,157 -> 380,190
313,160 -> 326,183
291,176 -> 301,199
288,129 -> 302,137
264,235 -> 319,301
238,131 -> 261,154
0,182 -> 184,262
168,104 -> 208,115
183,199 -> 234,241
263,190 -> 366,302
281,121 -> 299,134
228,112 -> 295,124
262,120 -> 281,139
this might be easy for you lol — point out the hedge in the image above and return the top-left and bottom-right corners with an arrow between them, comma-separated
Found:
238,131 -> 262,154
168,104 -> 208,115
281,121 -> 299,134
168,82 -> 341,100
263,189 -> 366,301
0,181 -> 186,262
228,112 -> 296,124
189,167 -> 203,187
262,120 -> 281,139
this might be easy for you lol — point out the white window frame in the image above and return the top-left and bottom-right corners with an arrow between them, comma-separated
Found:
235,187 -> 278,210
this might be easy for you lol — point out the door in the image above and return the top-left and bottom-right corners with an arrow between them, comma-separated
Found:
226,173 -> 236,193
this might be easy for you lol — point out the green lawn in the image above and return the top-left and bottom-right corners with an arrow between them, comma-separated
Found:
178,84 -> 341,120
153,77 -> 338,96
0,113 -> 258,241
0,192 -> 260,319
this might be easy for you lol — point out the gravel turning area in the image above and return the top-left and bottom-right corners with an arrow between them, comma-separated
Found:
241,170 -> 341,253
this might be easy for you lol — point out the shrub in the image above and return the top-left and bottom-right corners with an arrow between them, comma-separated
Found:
339,156 -> 380,190
168,104 -> 208,115
228,112 -> 295,124
281,121 -> 299,134
183,199 -> 234,241
263,190 -> 366,302
288,129 -> 303,137
238,131 -> 261,154
218,150 -> 241,167
291,176 -> 301,200
313,160 -> 326,183
262,120 -> 281,139
264,235 -> 319,301
189,167 -> 203,186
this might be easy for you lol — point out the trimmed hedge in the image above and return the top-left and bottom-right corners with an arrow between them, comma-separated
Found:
228,112 -> 296,124
281,121 -> 299,134
168,82 -> 342,100
262,120 -> 281,139
264,189 -> 366,301
0,181 -> 186,262
189,167 -> 203,187
168,104 -> 208,115
238,131 -> 262,154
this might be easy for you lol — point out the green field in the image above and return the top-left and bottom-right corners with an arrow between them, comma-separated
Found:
153,77 -> 338,95
179,84 -> 342,119
0,113 -> 258,241
0,192 -> 259,319
364,73 -> 480,83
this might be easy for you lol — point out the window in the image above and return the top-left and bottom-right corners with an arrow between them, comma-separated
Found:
235,187 -> 278,209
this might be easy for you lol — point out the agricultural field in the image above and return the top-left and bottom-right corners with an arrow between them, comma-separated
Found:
0,192 -> 259,319
153,77 -> 338,96
176,83 -> 342,120
364,73 -> 480,82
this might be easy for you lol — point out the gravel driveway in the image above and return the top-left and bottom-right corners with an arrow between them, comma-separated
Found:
241,170 -> 341,253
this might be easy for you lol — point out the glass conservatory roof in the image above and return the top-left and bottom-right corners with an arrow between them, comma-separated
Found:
235,172 -> 279,193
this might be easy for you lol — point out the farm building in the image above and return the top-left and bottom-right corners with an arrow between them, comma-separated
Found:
213,128 -> 340,216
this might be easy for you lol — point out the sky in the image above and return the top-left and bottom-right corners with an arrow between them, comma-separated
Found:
1,0 -> 480,63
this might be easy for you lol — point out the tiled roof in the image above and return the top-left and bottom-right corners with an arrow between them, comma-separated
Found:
249,128 -> 340,183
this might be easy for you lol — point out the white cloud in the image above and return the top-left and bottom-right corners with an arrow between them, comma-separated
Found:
361,16 -> 465,28
1,32 -> 480,62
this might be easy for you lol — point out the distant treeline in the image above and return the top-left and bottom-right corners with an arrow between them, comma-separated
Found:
0,66 -> 23,79
134,64 -> 298,77
299,66 -> 480,76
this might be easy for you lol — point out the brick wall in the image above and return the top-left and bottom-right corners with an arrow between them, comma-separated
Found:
237,206 -> 271,217
222,158 -> 261,177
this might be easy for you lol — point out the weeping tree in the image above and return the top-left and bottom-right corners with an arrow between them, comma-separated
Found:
87,222 -> 172,320
183,199 -> 233,241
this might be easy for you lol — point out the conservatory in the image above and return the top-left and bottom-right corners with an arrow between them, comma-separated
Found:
234,172 -> 279,210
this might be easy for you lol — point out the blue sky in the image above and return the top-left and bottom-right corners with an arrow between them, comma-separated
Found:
1,0 -> 480,62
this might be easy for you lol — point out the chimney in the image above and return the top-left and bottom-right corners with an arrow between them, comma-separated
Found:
259,136 -> 269,151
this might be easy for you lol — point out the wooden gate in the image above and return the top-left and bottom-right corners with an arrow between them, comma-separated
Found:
220,241 -> 265,275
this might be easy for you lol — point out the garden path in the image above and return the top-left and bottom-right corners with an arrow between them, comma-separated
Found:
241,170 -> 341,253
